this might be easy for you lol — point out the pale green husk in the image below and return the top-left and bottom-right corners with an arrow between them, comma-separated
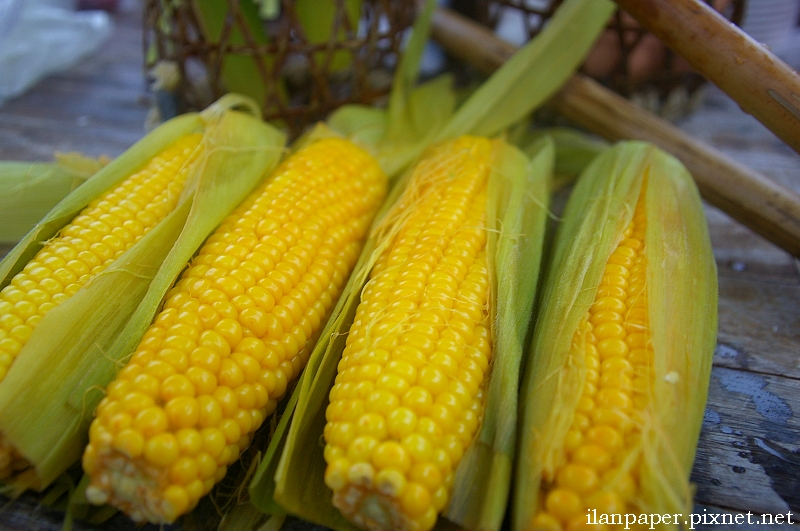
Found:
0,154 -> 107,244
513,142 -> 717,531
0,94 -> 286,493
443,138 -> 552,531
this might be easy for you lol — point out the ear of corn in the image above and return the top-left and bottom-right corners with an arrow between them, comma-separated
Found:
254,135 -> 551,531
0,132 -> 204,379
0,153 -> 108,244
513,142 -> 717,531
81,135 -> 388,523
0,95 -> 286,493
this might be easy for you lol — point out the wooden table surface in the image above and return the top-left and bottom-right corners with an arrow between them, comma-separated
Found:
0,2 -> 799,530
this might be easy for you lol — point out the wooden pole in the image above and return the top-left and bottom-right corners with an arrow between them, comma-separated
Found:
431,7 -> 800,258
614,0 -> 800,157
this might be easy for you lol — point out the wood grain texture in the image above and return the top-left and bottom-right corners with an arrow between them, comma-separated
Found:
693,367 -> 800,515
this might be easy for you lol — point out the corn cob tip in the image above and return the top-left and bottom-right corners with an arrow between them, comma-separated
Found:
326,476 -> 438,531
84,447 -> 207,523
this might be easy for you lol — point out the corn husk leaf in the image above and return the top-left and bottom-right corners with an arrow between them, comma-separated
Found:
513,141 -> 717,531
432,0 -> 615,142
0,154 -> 108,244
444,137 -> 552,531
0,95 -> 286,493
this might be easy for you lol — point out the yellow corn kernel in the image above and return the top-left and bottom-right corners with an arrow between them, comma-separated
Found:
533,186 -> 651,525
83,137 -> 387,524
0,134 -> 203,379
322,137 -> 493,531
0,133 -> 203,481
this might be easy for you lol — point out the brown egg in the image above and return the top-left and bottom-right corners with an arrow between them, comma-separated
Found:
627,33 -> 667,83
583,30 -> 623,78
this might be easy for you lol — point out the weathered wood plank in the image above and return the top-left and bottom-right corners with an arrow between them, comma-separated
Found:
714,271 -> 800,380
692,367 -> 800,515
0,113 -> 147,161
0,4 -> 150,162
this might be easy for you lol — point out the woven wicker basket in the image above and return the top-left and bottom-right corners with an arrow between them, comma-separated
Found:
144,0 -> 416,136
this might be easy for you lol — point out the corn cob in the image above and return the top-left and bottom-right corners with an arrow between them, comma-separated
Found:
322,136 -> 493,531
83,137 -> 387,523
0,133 -> 203,480
514,142 -> 717,531
0,97 -> 285,494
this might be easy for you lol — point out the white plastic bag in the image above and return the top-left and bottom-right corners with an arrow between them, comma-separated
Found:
0,0 -> 112,106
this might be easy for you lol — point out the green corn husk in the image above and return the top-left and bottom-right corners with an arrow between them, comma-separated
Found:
442,137 -> 552,531
0,153 -> 108,244
514,141 -> 718,531
0,94 -> 286,493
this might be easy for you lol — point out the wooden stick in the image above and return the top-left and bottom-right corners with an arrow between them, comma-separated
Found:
431,7 -> 800,258
614,0 -> 800,157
